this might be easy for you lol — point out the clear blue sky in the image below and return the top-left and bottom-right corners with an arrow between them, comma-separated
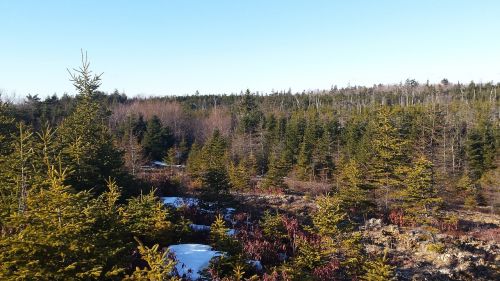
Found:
1,1 -> 499,98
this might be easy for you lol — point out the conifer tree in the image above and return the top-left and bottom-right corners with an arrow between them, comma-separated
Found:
123,238 -> 179,281
0,169 -> 129,280
361,251 -> 396,281
142,115 -> 174,161
312,126 -> 334,182
465,128 -> 485,181
296,116 -> 318,180
123,189 -> 175,245
312,195 -> 349,238
368,107 -> 408,210
58,54 -> 129,195
262,149 -> 288,190
335,159 -> 372,219
210,214 -> 238,254
401,155 -> 442,217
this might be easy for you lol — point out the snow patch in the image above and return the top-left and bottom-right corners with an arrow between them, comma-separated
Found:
189,224 -> 236,236
152,161 -> 168,167
190,224 -> 211,232
161,197 -> 199,208
169,244 -> 221,280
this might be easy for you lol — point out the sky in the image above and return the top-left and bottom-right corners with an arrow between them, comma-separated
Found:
1,0 -> 500,98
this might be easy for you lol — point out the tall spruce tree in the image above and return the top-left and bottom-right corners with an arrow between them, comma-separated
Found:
368,107 -> 408,210
58,54 -> 129,195
142,115 -> 174,161
401,155 -> 442,218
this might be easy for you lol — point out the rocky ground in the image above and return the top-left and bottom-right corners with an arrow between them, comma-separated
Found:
232,192 -> 500,280
362,214 -> 499,280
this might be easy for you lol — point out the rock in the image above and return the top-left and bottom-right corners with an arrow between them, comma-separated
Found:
434,253 -> 456,268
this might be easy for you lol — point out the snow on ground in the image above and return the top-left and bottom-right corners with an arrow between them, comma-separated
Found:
190,224 -> 211,232
152,161 -> 168,167
161,197 -> 199,208
169,244 -> 221,280
189,224 -> 236,236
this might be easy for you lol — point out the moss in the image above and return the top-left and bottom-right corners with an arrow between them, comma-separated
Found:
426,243 -> 445,254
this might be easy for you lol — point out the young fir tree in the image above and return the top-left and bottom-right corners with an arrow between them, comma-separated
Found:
262,148 -> 288,190
142,115 -> 174,161
210,214 -> 238,254
58,54 -> 129,195
123,189 -> 176,245
312,195 -> 349,238
228,159 -> 251,191
0,169 -> 129,280
312,126 -> 334,182
296,115 -> 319,180
361,251 -> 396,281
186,142 -> 203,181
368,107 -> 408,210
465,127 -> 485,181
401,155 -> 442,219
123,238 -> 180,281
335,159 -> 372,219
196,129 -> 232,202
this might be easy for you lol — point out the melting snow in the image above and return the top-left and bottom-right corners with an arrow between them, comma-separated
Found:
169,244 -> 221,280
161,197 -> 199,208
190,224 -> 211,232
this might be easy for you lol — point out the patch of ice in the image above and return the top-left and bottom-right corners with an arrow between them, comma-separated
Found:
161,197 -> 199,208
190,224 -> 211,232
169,244 -> 221,280
188,224 -> 236,236
152,161 -> 168,166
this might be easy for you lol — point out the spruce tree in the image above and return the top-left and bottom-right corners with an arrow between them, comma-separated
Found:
335,159 -> 372,219
465,128 -> 485,181
361,251 -> 396,281
368,107 -> 408,210
123,238 -> 179,281
142,115 -> 174,161
401,155 -> 442,218
58,55 -> 129,195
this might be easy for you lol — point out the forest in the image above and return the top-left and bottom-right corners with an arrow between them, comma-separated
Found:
0,58 -> 499,281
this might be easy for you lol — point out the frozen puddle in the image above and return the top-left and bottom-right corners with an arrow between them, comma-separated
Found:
169,244 -> 221,280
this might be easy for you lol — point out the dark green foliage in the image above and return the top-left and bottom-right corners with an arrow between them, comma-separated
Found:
200,168 -> 232,203
142,115 -> 174,161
